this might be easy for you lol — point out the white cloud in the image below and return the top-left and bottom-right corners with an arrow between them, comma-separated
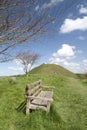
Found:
14,59 -> 21,65
78,36 -> 85,40
77,50 -> 83,54
35,5 -> 39,11
60,16 -> 87,33
50,57 -> 66,64
51,0 -> 63,4
49,44 -> 76,64
83,59 -> 87,72
42,0 -> 63,9
8,67 -> 23,72
0,71 -> 4,75
79,6 -> 87,14
58,44 -> 75,58
67,13 -> 73,18
49,44 -> 82,73
83,59 -> 87,67
64,62 -> 80,72
52,44 -> 75,59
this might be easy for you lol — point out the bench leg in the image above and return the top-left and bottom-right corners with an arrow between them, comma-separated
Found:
47,101 -> 51,112
26,98 -> 30,115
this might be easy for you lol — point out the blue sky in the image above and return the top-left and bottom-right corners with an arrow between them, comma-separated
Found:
0,0 -> 87,76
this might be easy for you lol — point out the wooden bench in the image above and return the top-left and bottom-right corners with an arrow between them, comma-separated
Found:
25,80 -> 54,114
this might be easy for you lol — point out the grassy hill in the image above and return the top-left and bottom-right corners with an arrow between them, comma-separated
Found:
0,74 -> 87,130
30,64 -> 76,78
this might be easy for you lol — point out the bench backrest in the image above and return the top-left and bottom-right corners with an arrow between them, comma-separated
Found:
25,80 -> 42,97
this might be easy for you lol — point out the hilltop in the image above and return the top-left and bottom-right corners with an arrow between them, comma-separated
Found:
30,64 -> 76,77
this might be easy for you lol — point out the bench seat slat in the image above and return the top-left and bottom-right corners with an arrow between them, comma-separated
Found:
29,104 -> 47,111
30,91 -> 53,107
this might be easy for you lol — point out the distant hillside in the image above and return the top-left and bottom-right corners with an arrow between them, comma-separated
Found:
30,64 -> 76,77
76,73 -> 87,79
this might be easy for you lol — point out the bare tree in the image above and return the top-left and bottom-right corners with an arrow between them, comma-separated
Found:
16,51 -> 40,76
0,0 -> 80,62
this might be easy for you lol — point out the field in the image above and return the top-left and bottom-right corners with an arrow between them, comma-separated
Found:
0,73 -> 87,130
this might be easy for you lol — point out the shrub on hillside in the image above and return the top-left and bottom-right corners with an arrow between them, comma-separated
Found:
84,73 -> 87,79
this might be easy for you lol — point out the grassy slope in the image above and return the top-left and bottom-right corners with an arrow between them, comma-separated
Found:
30,64 -> 76,78
0,75 -> 87,130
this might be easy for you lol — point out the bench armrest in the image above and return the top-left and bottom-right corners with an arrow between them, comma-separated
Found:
26,96 -> 53,101
42,86 -> 55,90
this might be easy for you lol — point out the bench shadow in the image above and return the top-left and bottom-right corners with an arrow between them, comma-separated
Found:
16,100 -> 26,114
16,100 -> 33,114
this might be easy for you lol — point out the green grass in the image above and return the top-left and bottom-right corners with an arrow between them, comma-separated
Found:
0,75 -> 87,130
